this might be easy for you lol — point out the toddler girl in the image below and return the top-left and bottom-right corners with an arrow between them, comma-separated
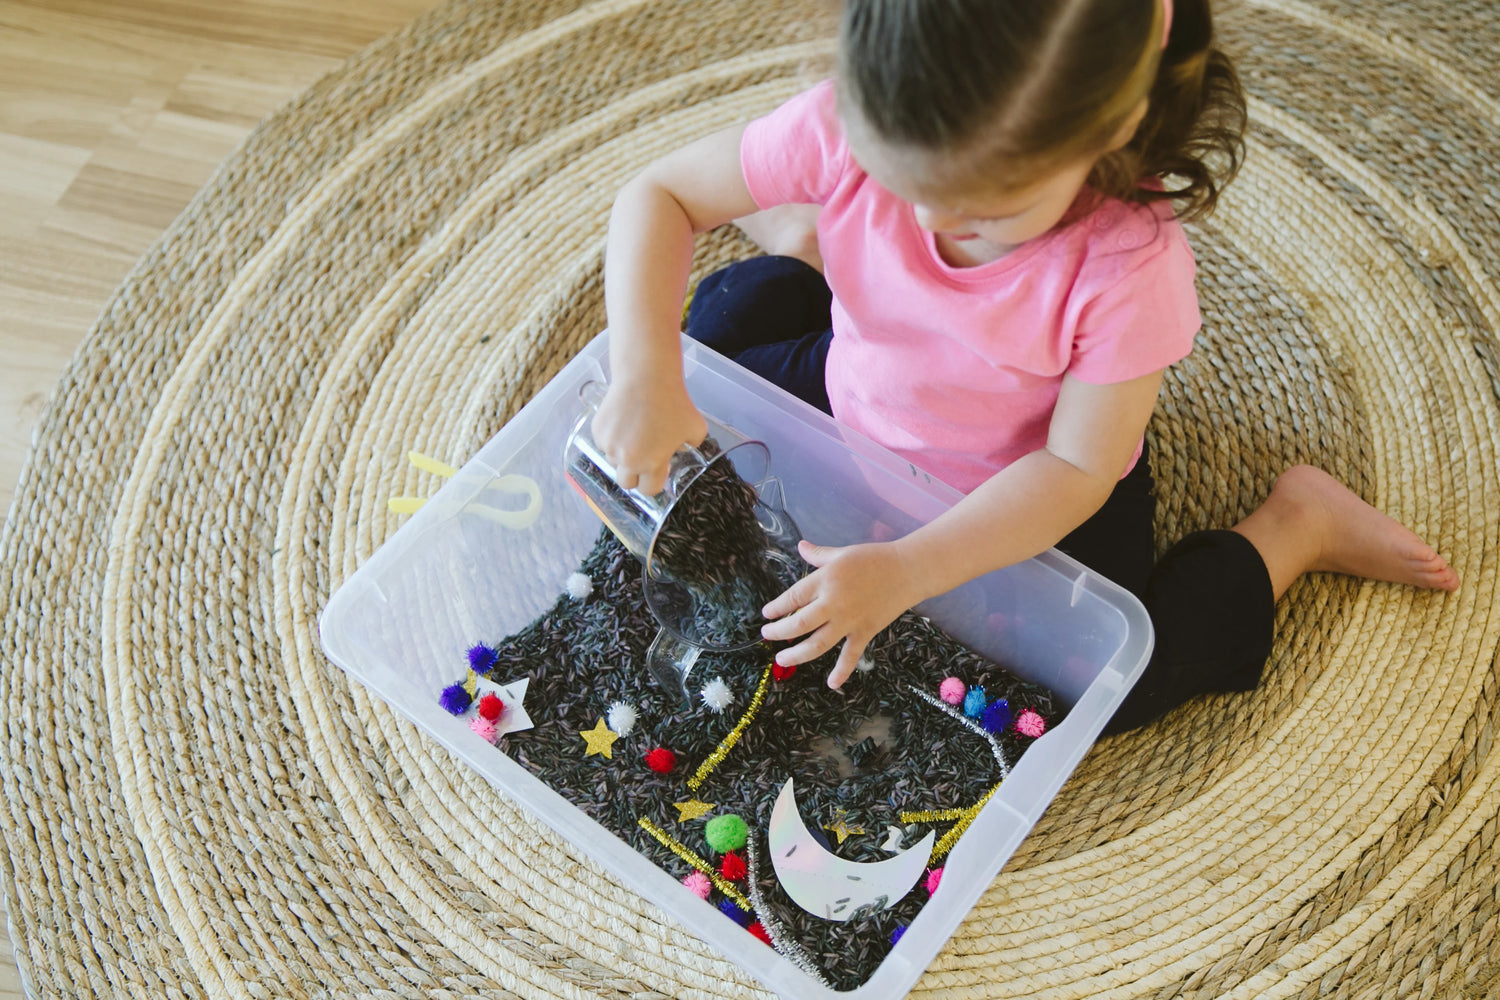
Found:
594,0 -> 1459,731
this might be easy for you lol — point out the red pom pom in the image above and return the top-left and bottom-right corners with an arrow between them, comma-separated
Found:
771,662 -> 797,682
748,921 -> 772,944
719,850 -> 747,881
477,694 -> 505,721
644,747 -> 677,773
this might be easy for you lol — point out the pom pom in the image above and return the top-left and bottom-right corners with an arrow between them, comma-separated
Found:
1015,708 -> 1047,738
681,871 -> 712,900
719,850 -> 747,881
565,571 -> 593,600
467,643 -> 499,675
439,683 -> 472,716
718,898 -> 752,927
771,661 -> 797,682
704,813 -> 749,853
477,693 -> 505,722
890,925 -> 907,946
606,700 -> 637,736
980,698 -> 1011,734
644,747 -> 677,773
856,655 -> 875,673
468,715 -> 498,743
938,677 -> 966,705
962,686 -> 987,718
925,867 -> 944,895
700,677 -> 733,713
748,921 -> 772,944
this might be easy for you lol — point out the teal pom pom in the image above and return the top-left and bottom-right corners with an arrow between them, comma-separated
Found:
962,686 -> 987,718
705,813 -> 749,853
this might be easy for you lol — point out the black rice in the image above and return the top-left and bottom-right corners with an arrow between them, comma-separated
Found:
457,527 -> 1063,991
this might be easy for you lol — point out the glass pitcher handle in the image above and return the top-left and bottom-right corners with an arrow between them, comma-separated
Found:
645,628 -> 701,709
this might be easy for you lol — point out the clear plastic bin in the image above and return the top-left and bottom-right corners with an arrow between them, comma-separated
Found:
319,331 -> 1152,999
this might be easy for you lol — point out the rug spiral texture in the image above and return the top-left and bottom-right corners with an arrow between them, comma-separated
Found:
2,0 -> 1498,997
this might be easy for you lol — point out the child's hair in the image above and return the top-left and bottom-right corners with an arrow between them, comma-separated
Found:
836,0 -> 1247,221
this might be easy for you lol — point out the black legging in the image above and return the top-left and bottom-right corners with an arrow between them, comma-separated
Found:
685,255 -> 1275,733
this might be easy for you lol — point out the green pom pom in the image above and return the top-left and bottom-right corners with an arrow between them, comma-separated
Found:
704,813 -> 748,853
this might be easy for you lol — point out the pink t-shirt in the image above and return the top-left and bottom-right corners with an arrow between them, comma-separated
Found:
739,81 -> 1202,493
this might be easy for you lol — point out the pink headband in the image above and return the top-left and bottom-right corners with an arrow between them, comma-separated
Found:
1161,0 -> 1174,49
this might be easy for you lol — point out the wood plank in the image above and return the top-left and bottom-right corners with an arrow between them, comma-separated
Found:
0,0 -> 442,991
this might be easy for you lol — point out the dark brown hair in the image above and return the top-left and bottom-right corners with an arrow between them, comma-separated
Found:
836,0 -> 1247,220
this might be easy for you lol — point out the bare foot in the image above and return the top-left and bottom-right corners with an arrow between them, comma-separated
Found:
1235,464 -> 1461,598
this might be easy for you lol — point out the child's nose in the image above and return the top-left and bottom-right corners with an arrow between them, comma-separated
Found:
913,204 -> 965,233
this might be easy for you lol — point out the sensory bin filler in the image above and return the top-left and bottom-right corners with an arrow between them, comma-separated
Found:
319,331 -> 1153,999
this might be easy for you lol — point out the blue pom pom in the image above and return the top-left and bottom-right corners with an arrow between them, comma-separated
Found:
890,924 -> 906,945
962,686 -> 987,718
467,643 -> 499,675
439,683 -> 472,716
981,698 -> 1012,734
718,898 -> 752,927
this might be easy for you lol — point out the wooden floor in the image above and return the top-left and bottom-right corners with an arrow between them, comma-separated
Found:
0,0 -> 441,993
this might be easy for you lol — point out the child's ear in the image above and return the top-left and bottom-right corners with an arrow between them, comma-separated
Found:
1104,98 -> 1150,152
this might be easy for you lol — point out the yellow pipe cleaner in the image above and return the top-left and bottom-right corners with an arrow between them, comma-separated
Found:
898,805 -> 974,824
687,664 -> 773,792
638,817 -> 753,911
929,782 -> 1003,862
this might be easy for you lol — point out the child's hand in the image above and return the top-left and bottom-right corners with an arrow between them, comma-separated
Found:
592,375 -> 706,496
760,539 -> 924,689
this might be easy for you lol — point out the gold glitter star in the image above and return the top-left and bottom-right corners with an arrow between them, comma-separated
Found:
823,809 -> 864,845
673,799 -> 715,822
579,718 -> 619,759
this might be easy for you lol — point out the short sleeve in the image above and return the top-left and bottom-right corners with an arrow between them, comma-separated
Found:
1068,219 -> 1201,384
740,80 -> 850,210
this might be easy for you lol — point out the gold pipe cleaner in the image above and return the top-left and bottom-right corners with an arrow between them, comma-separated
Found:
930,782 -> 1002,862
898,805 -> 974,824
638,816 -> 753,911
687,664 -> 773,792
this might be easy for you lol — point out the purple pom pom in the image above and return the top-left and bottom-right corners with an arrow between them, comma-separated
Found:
439,683 -> 472,716
981,698 -> 1012,734
467,643 -> 499,675
718,898 -> 752,927
890,924 -> 906,945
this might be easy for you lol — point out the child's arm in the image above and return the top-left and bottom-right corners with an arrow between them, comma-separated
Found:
761,368 -> 1166,688
595,125 -> 763,495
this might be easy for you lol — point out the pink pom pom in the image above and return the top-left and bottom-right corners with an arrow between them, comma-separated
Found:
1014,709 -> 1047,738
938,677 -> 966,705
925,867 -> 944,895
682,871 -> 712,900
468,715 -> 498,743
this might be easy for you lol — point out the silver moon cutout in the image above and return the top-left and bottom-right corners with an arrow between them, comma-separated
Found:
767,777 -> 935,921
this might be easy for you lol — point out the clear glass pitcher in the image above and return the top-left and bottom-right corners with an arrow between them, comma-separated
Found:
563,380 -> 801,706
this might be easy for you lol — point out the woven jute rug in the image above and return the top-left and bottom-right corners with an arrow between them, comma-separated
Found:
2,0 -> 1497,996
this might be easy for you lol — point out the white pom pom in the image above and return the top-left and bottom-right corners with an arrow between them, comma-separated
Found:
606,700 -> 637,736
700,677 -> 733,713
566,571 -> 594,600
856,655 -> 875,673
